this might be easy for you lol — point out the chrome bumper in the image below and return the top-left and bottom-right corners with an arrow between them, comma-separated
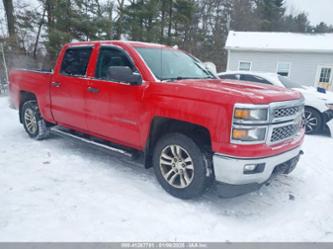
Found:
213,147 -> 302,185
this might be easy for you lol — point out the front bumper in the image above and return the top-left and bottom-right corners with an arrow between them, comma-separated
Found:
213,146 -> 302,185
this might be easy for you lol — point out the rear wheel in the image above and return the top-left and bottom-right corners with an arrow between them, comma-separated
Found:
153,133 -> 210,199
21,100 -> 50,140
304,107 -> 322,134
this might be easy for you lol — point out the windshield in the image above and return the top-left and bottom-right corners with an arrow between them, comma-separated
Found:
135,47 -> 215,81
278,75 -> 303,89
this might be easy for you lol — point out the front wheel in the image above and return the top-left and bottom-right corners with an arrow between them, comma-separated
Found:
304,107 -> 322,134
21,100 -> 50,140
153,133 -> 210,199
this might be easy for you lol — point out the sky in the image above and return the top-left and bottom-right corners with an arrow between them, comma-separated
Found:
286,0 -> 333,25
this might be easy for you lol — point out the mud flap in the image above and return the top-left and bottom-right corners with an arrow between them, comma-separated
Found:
327,119 -> 333,137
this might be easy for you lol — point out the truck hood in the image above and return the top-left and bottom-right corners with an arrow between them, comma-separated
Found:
156,79 -> 302,105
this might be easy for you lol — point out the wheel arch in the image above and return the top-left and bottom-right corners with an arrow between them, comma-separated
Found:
305,105 -> 322,114
19,91 -> 38,123
305,105 -> 324,121
144,116 -> 212,169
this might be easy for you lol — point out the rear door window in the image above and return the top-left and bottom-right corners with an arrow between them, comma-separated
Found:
60,47 -> 93,76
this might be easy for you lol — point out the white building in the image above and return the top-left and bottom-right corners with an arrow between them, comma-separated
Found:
225,31 -> 333,90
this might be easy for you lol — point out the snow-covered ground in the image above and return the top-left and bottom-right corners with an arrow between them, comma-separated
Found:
0,95 -> 333,242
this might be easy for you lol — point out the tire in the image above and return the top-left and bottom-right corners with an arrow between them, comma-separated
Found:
153,133 -> 210,199
21,100 -> 50,140
304,107 -> 322,134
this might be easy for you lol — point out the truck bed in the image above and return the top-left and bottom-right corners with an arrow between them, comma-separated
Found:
9,69 -> 54,121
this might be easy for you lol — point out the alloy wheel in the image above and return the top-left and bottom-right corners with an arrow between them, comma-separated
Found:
159,145 -> 194,189
24,108 -> 38,135
304,110 -> 318,134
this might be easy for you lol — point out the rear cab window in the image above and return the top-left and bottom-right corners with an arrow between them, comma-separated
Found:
60,47 -> 93,76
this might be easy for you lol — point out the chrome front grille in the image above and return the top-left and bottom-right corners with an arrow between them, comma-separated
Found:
268,99 -> 305,144
273,106 -> 301,119
270,124 -> 299,143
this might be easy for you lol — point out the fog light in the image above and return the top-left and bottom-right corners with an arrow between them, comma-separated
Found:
244,164 -> 257,172
243,163 -> 266,174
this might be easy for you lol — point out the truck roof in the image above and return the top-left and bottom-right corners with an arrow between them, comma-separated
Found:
66,40 -> 169,49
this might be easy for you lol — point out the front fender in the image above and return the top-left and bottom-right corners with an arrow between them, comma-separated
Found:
147,95 -> 231,152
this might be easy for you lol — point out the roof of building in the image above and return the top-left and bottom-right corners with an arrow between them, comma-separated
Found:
225,31 -> 333,53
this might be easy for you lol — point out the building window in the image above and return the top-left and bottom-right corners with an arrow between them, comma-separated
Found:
319,67 -> 332,83
277,62 -> 290,77
239,61 -> 252,71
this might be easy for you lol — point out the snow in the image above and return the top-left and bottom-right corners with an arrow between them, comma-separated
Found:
225,31 -> 333,53
0,95 -> 333,242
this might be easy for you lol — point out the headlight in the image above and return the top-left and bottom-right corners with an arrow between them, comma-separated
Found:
233,105 -> 269,123
231,104 -> 269,144
326,103 -> 333,110
231,126 -> 267,144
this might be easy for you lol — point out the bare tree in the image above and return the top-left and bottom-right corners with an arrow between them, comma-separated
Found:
33,7 -> 46,59
2,0 -> 17,45
115,0 -> 126,39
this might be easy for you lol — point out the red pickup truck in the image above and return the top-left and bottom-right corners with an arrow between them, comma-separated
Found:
9,41 -> 305,199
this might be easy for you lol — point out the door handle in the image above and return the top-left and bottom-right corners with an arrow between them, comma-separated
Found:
51,82 -> 61,88
87,86 -> 100,93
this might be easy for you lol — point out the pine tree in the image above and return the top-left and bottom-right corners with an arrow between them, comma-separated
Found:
256,0 -> 286,31
314,22 -> 333,33
230,0 -> 259,31
120,0 -> 195,45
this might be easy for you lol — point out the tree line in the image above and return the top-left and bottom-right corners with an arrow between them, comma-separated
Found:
1,0 -> 333,71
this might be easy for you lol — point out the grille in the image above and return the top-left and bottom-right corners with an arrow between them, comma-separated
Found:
273,106 -> 301,119
270,124 -> 298,143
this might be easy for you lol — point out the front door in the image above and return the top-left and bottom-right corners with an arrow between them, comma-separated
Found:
85,46 -> 145,149
316,65 -> 333,90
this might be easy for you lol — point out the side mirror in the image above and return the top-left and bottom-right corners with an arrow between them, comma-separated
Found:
107,66 -> 142,85
203,62 -> 217,74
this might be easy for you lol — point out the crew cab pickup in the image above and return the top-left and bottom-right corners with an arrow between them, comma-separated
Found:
9,41 -> 305,199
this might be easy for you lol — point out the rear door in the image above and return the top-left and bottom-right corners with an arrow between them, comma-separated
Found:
50,46 -> 93,131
